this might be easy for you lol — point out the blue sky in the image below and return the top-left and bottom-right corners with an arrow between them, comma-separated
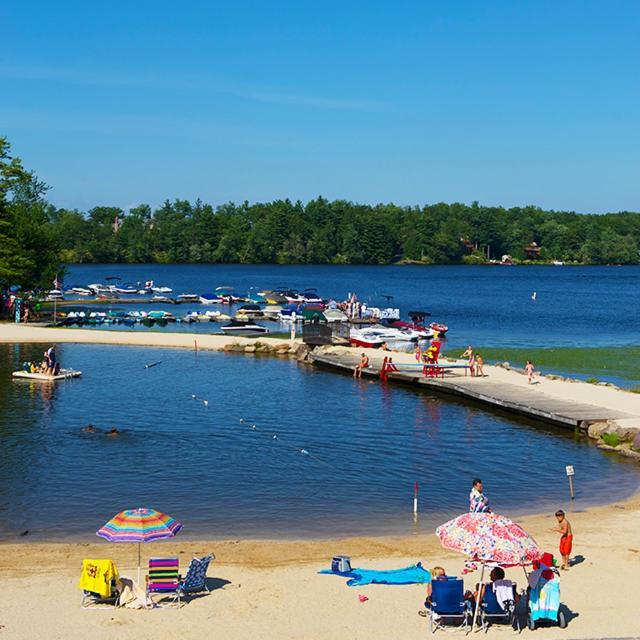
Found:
2,1 -> 638,212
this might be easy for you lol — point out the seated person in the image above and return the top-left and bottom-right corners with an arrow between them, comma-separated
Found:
426,566 -> 446,601
478,567 -> 518,609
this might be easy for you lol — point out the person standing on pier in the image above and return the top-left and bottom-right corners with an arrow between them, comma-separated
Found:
461,345 -> 475,376
525,360 -> 535,384
469,478 -> 491,513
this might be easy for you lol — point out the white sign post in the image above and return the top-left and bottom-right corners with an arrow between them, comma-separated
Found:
565,465 -> 575,500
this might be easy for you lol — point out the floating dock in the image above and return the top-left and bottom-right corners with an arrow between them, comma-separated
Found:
310,349 -> 633,430
12,370 -> 82,382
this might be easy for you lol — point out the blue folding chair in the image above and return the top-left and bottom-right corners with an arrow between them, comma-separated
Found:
479,583 -> 520,632
428,577 -> 472,634
179,554 -> 215,597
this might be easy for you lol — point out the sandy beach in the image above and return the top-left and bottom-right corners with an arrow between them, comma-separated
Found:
0,496 -> 638,640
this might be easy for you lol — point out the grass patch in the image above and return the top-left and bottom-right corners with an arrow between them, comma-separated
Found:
601,433 -> 620,447
630,386 -> 640,394
585,377 -> 600,384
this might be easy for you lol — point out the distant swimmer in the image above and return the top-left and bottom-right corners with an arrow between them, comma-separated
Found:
82,424 -> 97,433
531,291 -> 537,301
106,427 -> 120,437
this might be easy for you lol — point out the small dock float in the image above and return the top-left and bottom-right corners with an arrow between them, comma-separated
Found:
12,370 -> 82,381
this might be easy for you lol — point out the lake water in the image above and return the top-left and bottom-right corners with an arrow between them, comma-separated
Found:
2,342 -> 639,541
62,264 -> 640,351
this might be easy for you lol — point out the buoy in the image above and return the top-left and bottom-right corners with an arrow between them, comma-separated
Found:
239,418 -> 245,424
272,435 -> 278,440
191,394 -> 197,399
251,425 -> 257,431
531,291 -> 537,301
203,400 -> 209,407
301,449 -> 310,456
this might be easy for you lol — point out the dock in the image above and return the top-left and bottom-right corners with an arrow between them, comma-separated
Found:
310,348 -> 635,430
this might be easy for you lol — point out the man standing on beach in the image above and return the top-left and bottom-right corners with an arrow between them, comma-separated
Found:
469,478 -> 491,513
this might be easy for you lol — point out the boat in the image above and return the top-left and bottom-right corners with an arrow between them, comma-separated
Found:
66,286 -> 93,296
87,283 -> 112,295
151,285 -> 173,294
199,293 -> 222,305
302,288 -> 323,303
323,308 -> 348,322
553,260 -> 564,266
177,293 -> 200,302
148,310 -> 175,320
236,304 -> 265,319
13,369 -> 82,381
46,289 -> 64,301
348,328 -> 387,348
221,319 -> 269,335
151,295 -> 172,303
113,283 -> 139,295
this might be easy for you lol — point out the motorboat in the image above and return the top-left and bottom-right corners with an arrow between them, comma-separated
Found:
114,283 -> 139,295
199,293 -> 221,304
66,287 -> 93,296
151,285 -> 173,294
262,304 -> 283,319
302,288 -> 323,303
148,310 -> 174,320
177,293 -> 200,302
236,304 -> 264,319
221,319 -> 269,335
46,289 -> 64,301
87,283 -> 112,295
151,295 -> 173,303
323,308 -> 348,322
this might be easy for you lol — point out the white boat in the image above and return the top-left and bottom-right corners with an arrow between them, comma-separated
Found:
87,283 -> 112,295
323,309 -> 348,322
553,261 -> 564,266
46,289 -> 64,301
151,286 -> 173,294
66,287 -> 93,296
221,320 -> 269,335
177,294 -> 200,302
199,293 -> 221,305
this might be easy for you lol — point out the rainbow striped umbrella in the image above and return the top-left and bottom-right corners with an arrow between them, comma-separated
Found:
97,507 -> 183,582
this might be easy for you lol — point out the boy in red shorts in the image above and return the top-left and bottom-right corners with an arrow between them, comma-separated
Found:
554,509 -> 573,570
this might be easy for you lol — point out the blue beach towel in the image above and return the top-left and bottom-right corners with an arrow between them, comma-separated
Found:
319,562 -> 431,586
529,577 -> 561,621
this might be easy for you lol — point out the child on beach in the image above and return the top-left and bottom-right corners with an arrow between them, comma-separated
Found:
553,509 -> 573,570
525,360 -> 535,384
475,354 -> 484,377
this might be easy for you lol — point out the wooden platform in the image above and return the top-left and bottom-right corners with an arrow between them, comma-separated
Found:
310,351 -> 632,429
12,370 -> 82,381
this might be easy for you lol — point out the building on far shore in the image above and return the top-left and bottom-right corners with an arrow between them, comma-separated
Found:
524,242 -> 541,260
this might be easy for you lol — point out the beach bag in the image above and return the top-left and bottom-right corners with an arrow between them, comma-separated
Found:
331,556 -> 352,573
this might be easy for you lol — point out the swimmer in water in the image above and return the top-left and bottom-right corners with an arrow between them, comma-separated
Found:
106,427 -> 120,437
82,424 -> 96,433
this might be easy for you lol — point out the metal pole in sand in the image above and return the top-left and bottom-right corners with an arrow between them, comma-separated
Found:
471,562 -> 486,631
565,465 -> 575,500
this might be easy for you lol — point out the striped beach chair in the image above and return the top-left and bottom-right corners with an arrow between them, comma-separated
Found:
147,557 -> 180,607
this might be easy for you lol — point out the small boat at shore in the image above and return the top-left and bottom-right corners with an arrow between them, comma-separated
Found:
221,319 -> 269,335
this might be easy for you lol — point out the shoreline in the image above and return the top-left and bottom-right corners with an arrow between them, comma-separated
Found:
1,496 -> 639,639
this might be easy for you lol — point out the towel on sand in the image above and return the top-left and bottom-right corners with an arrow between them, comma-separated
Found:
319,562 -> 431,586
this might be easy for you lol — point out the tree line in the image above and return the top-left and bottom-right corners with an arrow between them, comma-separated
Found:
2,135 -> 640,290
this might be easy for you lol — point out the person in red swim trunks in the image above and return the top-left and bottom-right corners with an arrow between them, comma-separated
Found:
554,509 -> 573,570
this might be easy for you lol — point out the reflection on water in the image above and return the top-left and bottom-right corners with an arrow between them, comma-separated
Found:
1,343 -> 639,541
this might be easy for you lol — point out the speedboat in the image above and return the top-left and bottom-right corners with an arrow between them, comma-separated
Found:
46,289 -> 64,301
221,319 -> 269,335
199,293 -> 222,305
66,287 -> 93,296
151,285 -> 173,294
114,283 -> 139,295
302,288 -> 323,303
177,293 -> 200,302
148,310 -> 174,320
236,304 -> 264,319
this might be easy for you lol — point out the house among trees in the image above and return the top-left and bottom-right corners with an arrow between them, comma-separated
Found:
524,241 -> 541,260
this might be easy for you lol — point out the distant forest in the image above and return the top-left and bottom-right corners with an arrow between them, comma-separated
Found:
52,198 -> 640,266
3,135 -> 640,293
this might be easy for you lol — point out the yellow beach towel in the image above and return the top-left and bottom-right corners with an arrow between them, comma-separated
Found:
78,559 -> 119,597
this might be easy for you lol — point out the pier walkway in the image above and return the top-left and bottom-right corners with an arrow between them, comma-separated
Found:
310,347 -> 638,430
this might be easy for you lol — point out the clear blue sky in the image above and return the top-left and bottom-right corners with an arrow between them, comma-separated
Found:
2,1 -> 638,213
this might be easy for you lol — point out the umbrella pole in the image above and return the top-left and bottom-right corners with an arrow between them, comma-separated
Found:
137,542 -> 141,585
471,563 -> 485,632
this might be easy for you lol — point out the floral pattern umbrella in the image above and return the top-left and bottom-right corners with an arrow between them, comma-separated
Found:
436,512 -> 540,566
436,512 -> 541,629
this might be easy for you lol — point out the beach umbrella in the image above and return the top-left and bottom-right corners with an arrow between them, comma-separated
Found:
436,512 -> 541,629
97,507 -> 183,583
